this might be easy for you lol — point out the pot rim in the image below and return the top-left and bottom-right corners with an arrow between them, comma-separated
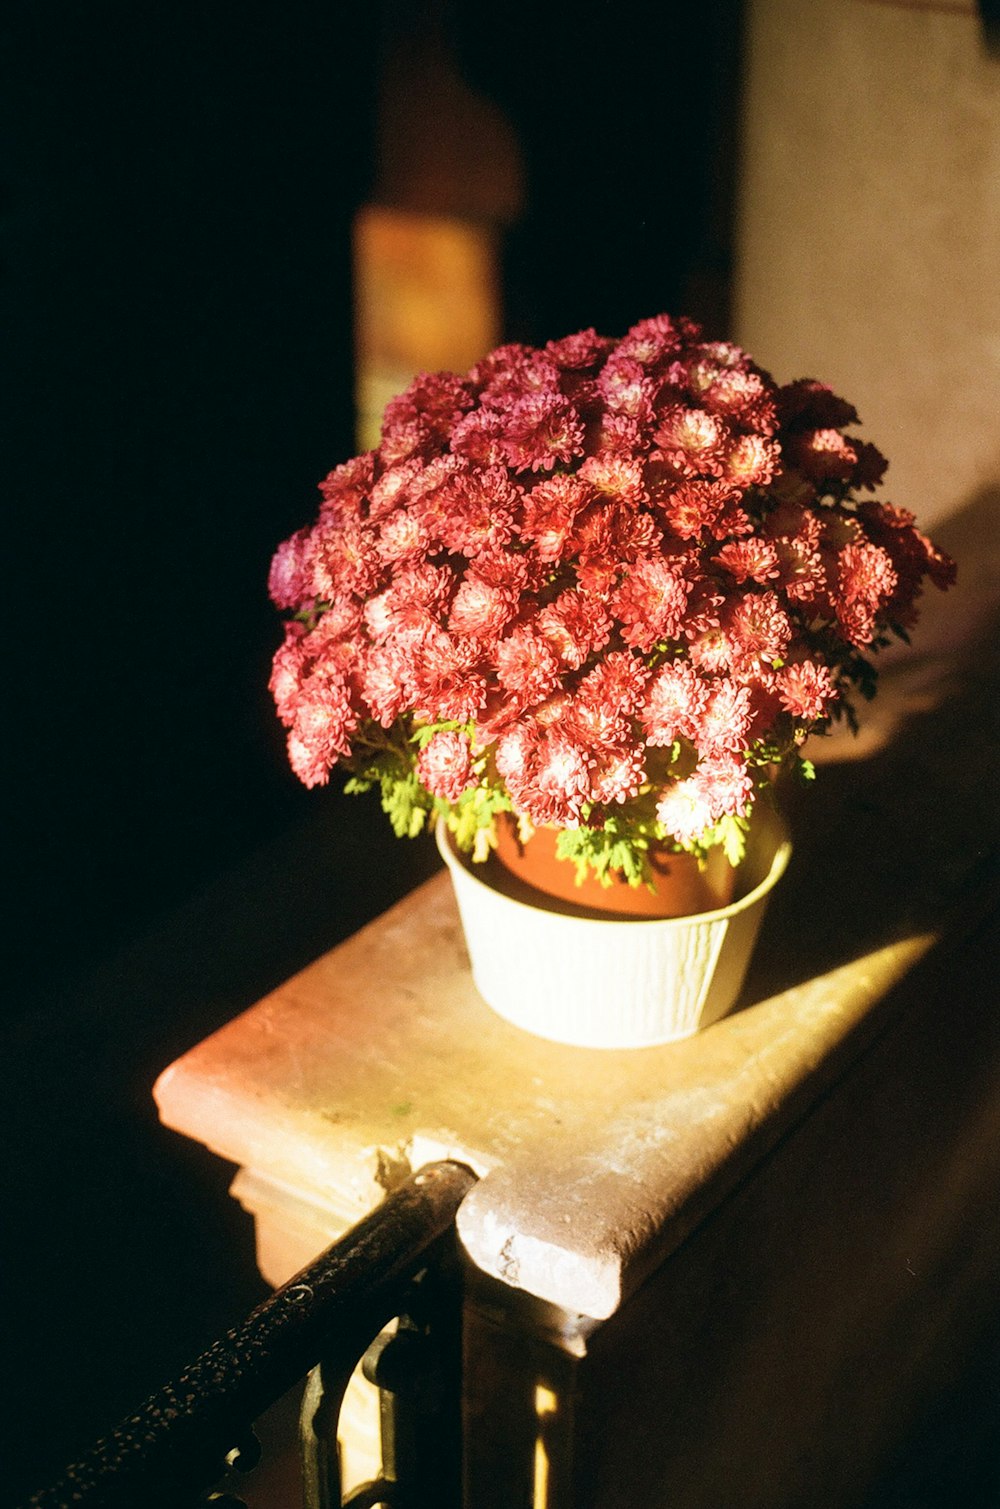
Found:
435,811 -> 792,930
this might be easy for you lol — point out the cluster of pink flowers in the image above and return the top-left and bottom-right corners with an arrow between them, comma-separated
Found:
269,314 -> 954,865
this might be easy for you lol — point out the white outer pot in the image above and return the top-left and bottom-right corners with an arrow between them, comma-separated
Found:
436,807 -> 791,1049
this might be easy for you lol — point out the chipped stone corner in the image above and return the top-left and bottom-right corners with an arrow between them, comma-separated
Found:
456,1195 -> 623,1321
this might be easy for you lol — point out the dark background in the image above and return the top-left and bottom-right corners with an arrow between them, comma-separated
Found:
2,3 -> 742,1499
3,0 -> 740,1012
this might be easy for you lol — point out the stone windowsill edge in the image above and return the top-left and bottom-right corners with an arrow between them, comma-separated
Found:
455,904 -> 996,1322
152,1065 -> 413,1224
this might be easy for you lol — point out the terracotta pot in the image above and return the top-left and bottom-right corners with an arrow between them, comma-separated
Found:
436,804 -> 791,1049
492,816 -> 737,918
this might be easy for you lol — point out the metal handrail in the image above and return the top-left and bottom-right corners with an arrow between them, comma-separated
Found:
23,1161 -> 477,1509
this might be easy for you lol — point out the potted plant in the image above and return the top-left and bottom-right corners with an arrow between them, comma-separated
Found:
268,314 -> 954,1047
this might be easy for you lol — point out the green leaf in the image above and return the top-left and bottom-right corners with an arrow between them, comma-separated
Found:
379,770 -> 432,838
715,814 -> 748,869
343,775 -> 374,795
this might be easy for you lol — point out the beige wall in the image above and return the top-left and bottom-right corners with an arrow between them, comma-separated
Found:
735,0 -> 1000,532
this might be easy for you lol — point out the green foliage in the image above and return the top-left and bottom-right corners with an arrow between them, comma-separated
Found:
711,814 -> 749,869
442,782 -> 513,854
556,824 -> 656,888
343,775 -> 375,796
380,770 -> 432,838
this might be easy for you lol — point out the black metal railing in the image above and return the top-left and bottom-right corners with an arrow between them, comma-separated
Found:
23,1161 -> 477,1509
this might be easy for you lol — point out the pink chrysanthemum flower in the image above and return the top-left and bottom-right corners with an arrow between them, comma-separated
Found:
832,541 -> 898,645
268,528 -> 315,610
378,415 -> 433,467
610,555 -> 691,651
691,754 -> 754,820
364,564 -> 455,640
377,508 -> 432,567
416,730 -> 475,802
269,629 -> 308,727
593,412 -> 645,460
725,590 -> 792,670
641,660 -> 709,746
545,327 -> 615,370
686,625 -> 733,675
479,547 -> 546,596
381,370 -> 473,432
562,693 -> 630,751
449,408 -> 507,466
597,356 -> 656,423
368,459 -> 423,517
680,578 -> 725,640
777,659 -> 836,721
772,543 -> 826,606
776,379 -> 860,432
712,496 -> 755,540
656,778 -> 716,846
406,621 -> 482,707
652,405 -> 727,477
311,517 -> 382,599
582,500 -> 662,568
448,573 -> 518,642
318,453 -> 375,522
659,480 -> 736,540
577,650 -> 650,717
415,659 -> 488,725
435,467 -> 519,557
518,729 -> 593,828
857,500 -> 956,611
316,594 -> 365,641
615,315 -> 686,367
520,474 -> 593,562
723,433 -> 781,488
494,623 -> 563,703
286,668 -> 358,788
502,392 -> 586,473
476,348 -> 561,409
714,537 -> 780,584
766,509 -> 827,604
578,453 -> 648,507
590,742 -> 647,806
837,541 -> 898,609
788,426 -> 859,485
691,678 -> 753,758
361,641 -> 414,727
537,589 -> 612,670
494,720 -> 539,787
695,365 -> 776,434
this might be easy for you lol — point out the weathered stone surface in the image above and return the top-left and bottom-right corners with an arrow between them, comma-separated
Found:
154,862 -> 980,1318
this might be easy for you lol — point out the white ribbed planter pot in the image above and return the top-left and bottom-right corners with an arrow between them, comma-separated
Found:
436,809 -> 791,1049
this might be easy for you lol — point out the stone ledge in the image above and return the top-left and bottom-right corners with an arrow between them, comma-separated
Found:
155,864 -> 990,1318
